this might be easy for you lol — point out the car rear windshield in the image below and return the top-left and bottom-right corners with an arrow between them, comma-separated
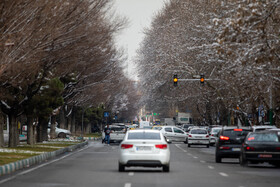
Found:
127,132 -> 161,140
191,129 -> 207,134
247,133 -> 279,142
212,129 -> 221,134
223,129 -> 251,138
111,126 -> 126,132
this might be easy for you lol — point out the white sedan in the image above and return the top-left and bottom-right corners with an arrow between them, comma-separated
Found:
118,129 -> 170,172
160,126 -> 188,143
188,128 -> 210,148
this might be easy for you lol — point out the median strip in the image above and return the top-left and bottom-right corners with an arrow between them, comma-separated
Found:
0,141 -> 88,176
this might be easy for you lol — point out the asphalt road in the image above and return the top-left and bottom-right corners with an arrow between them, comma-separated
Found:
0,141 -> 280,187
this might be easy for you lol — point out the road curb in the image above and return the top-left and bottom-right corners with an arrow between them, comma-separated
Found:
0,141 -> 88,176
82,137 -> 101,141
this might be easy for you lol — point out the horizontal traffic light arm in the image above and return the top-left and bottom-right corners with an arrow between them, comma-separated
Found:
176,79 -> 219,81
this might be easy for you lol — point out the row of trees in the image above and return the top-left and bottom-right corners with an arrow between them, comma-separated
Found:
0,0 -> 136,147
136,0 -> 280,126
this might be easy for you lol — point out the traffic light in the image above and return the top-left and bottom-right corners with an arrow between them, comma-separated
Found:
173,74 -> 178,86
200,74 -> 204,84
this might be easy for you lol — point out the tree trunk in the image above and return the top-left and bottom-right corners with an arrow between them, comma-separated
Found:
37,117 -> 48,142
27,116 -> 35,146
0,114 -> 5,147
67,114 -> 72,132
59,107 -> 66,129
70,111 -> 76,135
8,113 -> 19,147
50,115 -> 56,139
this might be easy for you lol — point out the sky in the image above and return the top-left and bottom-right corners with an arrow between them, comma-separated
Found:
113,0 -> 166,80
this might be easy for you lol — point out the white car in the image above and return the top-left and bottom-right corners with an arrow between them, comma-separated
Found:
188,128 -> 210,148
118,129 -> 170,172
102,125 -> 127,143
252,125 -> 277,132
160,126 -> 188,143
47,127 -> 71,138
209,127 -> 222,145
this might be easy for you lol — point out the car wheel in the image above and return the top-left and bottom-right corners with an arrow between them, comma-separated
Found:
163,164 -> 170,172
239,153 -> 248,167
118,163 -> 125,172
188,144 -> 190,147
184,138 -> 188,144
206,144 -> 209,148
215,153 -> 222,163
58,132 -> 66,138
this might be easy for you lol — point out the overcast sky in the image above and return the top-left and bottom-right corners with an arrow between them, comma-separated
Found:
113,0 -> 166,79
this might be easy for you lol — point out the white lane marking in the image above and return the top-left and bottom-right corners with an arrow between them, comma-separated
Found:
128,172 -> 134,176
0,146 -> 89,185
219,172 -> 229,177
208,166 -> 214,169
175,144 -> 187,152
187,153 -> 192,156
200,160 -> 206,163
124,183 -> 132,187
193,156 -> 198,159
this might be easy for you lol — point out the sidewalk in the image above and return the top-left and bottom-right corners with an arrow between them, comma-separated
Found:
0,141 -> 88,176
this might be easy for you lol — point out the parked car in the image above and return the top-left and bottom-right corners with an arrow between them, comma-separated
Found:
118,129 -> 170,172
240,131 -> 280,167
209,127 -> 222,146
102,125 -> 127,143
215,126 -> 252,163
47,127 -> 71,138
160,126 -> 188,143
188,128 -> 210,148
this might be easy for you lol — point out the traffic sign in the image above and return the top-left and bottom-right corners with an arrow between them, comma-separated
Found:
104,112 -> 109,118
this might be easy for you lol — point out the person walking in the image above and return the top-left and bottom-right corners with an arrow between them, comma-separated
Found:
104,124 -> 111,145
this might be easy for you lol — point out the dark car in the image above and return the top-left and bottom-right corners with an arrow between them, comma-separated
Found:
215,126 -> 252,163
240,131 -> 280,167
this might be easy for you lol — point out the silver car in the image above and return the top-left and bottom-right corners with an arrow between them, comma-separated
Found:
160,126 -> 188,143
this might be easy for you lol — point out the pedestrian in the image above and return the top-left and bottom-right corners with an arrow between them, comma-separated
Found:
104,124 -> 111,145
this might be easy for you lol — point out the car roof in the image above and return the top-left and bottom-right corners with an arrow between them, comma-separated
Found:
190,128 -> 208,132
222,126 -> 252,130
128,129 -> 160,133
248,130 -> 279,135
252,125 -> 277,129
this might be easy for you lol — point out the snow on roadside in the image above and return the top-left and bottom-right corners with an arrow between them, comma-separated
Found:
0,149 -> 44,154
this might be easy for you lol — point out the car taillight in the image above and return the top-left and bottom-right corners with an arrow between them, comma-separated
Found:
276,147 -> 280,151
234,129 -> 243,131
246,146 -> 255,151
211,134 -> 214,136
248,137 -> 255,141
155,144 -> 167,149
219,146 -> 230,150
206,135 -> 209,138
121,144 -> 133,149
220,136 -> 229,140
189,135 -> 192,137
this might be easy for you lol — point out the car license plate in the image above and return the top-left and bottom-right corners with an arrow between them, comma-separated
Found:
258,154 -> 272,158
136,146 -> 152,151
232,148 -> 241,151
